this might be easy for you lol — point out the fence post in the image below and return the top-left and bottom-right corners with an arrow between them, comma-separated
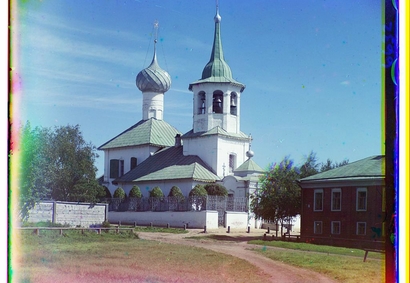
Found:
150,222 -> 153,228
247,226 -> 250,233
167,223 -> 170,229
263,233 -> 266,240
184,224 -> 187,230
118,221 -> 121,227
60,229 -> 63,236
227,226 -> 230,233
267,227 -> 270,234
204,225 -> 207,233
134,221 -> 137,227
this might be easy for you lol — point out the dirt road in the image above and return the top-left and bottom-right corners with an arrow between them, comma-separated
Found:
137,228 -> 338,283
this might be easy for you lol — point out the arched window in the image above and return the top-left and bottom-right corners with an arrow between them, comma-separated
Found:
230,92 -> 237,115
198,91 -> 206,114
212,90 -> 223,114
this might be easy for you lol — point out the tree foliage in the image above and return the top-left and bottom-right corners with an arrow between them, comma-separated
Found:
113,187 -> 126,199
251,151 -> 349,234
149,186 -> 164,198
129,185 -> 142,198
204,183 -> 228,196
168,186 -> 184,200
189,184 -> 208,197
251,156 -> 301,234
18,122 -> 103,220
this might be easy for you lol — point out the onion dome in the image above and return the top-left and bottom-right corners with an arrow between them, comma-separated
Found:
136,43 -> 171,93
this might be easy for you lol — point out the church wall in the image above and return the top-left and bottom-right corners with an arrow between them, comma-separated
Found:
216,137 -> 249,177
103,145 -> 162,194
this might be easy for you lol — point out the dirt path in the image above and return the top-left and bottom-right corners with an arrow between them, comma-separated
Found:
137,229 -> 338,283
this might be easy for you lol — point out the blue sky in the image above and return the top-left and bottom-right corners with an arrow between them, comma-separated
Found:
13,0 -> 383,176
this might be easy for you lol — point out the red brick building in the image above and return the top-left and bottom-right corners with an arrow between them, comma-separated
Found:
297,155 -> 385,249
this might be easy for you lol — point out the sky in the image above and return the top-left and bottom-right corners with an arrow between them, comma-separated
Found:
11,0 -> 383,176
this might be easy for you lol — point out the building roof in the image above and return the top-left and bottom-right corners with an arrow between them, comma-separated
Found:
98,118 -> 181,150
114,146 -> 220,183
182,126 -> 249,141
235,157 -> 264,174
136,39 -> 171,93
299,155 -> 385,184
188,7 -> 245,92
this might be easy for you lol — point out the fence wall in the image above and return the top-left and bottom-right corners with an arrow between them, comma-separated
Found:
27,201 -> 108,227
224,211 -> 248,229
108,210 -> 219,229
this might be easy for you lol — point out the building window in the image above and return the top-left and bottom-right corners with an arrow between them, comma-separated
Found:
229,154 -> 236,173
198,92 -> 206,114
314,189 -> 323,211
357,222 -> 366,235
130,157 -> 137,170
314,221 -> 322,234
356,188 -> 367,211
212,91 -> 223,113
230,92 -> 237,115
331,188 -> 341,211
119,160 -> 124,177
110,159 -> 119,178
331,221 -> 341,234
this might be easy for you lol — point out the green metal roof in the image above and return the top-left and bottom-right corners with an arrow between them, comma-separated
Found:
299,155 -> 385,183
114,146 -> 219,183
98,118 -> 181,150
235,158 -> 264,174
182,126 -> 249,141
188,8 -> 245,92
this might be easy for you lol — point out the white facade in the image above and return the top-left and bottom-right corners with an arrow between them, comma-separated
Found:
191,83 -> 242,134
142,92 -> 164,120
103,145 -> 162,193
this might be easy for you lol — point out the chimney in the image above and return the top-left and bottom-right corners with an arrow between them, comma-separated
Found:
175,134 -> 182,147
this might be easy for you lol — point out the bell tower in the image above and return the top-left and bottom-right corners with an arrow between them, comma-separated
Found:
188,6 -> 245,134
183,5 -> 250,177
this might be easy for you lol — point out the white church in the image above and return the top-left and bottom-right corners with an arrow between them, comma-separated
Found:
98,7 -> 264,227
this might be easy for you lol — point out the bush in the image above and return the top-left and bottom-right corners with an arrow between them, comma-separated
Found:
129,185 -> 142,198
102,186 -> 112,198
149,186 -> 164,198
102,221 -> 111,228
189,184 -> 208,196
168,186 -> 185,200
113,187 -> 126,199
204,183 -> 228,196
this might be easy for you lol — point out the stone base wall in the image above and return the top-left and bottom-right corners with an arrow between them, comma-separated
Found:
108,210 -> 219,229
27,201 -> 108,227
224,211 -> 248,229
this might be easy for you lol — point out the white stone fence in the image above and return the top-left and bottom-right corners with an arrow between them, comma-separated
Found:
25,201 -> 108,228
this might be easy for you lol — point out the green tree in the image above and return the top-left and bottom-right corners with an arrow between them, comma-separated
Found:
251,156 -> 301,236
17,123 -> 103,219
299,151 -> 320,178
149,186 -> 164,198
204,183 -> 228,196
189,184 -> 207,197
168,186 -> 184,200
47,125 -> 102,202
18,122 -> 52,220
113,187 -> 126,199
320,158 -> 349,172
189,184 -> 207,211
129,185 -> 142,198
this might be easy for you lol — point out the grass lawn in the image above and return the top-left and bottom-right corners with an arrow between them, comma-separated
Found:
11,229 -> 267,283
249,239 -> 384,283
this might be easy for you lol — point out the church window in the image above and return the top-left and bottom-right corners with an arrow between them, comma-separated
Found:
110,159 -> 119,178
119,160 -> 124,176
110,159 -> 124,178
229,154 -> 236,173
212,91 -> 223,113
198,92 -> 206,114
130,157 -> 137,170
230,92 -> 237,115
